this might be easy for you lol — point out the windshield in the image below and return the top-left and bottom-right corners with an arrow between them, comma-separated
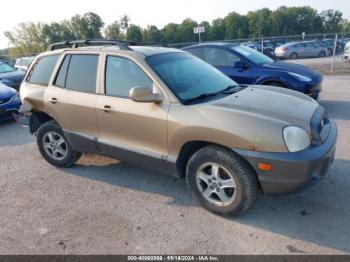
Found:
0,63 -> 16,73
231,45 -> 273,65
146,52 -> 238,102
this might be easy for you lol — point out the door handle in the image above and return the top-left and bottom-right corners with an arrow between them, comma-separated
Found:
100,105 -> 113,113
48,97 -> 58,104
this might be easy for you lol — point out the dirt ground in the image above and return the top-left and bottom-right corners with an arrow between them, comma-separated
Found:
0,74 -> 349,254
288,54 -> 350,75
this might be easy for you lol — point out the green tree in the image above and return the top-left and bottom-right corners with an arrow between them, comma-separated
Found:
104,21 -> 124,40
68,12 -> 104,39
199,21 -> 211,41
321,9 -> 343,32
126,24 -> 143,42
209,18 -> 226,40
247,8 -> 272,37
4,22 -> 46,55
42,22 -> 75,45
177,18 -> 198,42
161,23 -> 178,43
341,20 -> 350,33
224,12 -> 249,39
143,25 -> 161,43
120,15 -> 130,30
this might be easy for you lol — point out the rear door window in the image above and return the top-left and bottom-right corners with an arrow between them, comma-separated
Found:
54,54 -> 99,93
186,48 -> 205,60
27,55 -> 59,86
203,47 -> 240,67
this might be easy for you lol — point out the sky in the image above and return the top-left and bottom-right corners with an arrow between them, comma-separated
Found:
1,0 -> 349,49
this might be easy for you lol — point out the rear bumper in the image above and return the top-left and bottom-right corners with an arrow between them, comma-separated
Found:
235,120 -> 337,194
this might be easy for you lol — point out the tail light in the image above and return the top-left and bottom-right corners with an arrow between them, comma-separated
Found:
281,47 -> 288,52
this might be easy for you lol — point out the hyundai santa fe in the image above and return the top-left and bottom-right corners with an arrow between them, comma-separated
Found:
19,40 -> 337,216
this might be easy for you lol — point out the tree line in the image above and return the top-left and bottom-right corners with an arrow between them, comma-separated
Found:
3,6 -> 350,56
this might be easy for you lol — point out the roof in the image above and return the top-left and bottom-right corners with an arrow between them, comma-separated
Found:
40,45 -> 183,57
183,42 -> 239,49
130,46 -> 183,56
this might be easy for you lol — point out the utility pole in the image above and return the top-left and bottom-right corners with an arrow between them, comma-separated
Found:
331,34 -> 338,74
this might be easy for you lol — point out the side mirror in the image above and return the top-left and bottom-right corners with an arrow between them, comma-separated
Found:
129,86 -> 163,103
233,61 -> 247,69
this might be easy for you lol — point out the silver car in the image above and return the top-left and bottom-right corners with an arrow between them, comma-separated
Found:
343,41 -> 350,61
275,41 -> 328,59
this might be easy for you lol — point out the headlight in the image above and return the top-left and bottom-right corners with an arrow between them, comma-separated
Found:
283,126 -> 311,152
287,72 -> 312,82
0,78 -> 11,83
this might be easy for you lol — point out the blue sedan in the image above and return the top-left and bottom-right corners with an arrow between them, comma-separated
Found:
0,83 -> 21,121
183,43 -> 323,99
0,62 -> 24,90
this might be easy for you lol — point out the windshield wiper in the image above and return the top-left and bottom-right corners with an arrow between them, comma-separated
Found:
217,85 -> 241,94
183,85 -> 243,104
183,92 -> 221,104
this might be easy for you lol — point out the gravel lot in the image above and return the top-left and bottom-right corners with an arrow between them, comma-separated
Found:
287,54 -> 350,75
0,74 -> 350,255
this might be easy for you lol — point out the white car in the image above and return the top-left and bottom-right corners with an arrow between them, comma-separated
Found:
14,56 -> 34,71
343,41 -> 350,61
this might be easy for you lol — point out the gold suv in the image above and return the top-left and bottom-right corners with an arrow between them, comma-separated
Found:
20,40 -> 337,216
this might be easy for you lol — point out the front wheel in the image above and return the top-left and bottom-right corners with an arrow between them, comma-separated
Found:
37,120 -> 81,168
186,146 -> 259,216
290,52 -> 298,59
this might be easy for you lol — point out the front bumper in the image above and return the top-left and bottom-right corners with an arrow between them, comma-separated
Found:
0,100 -> 21,121
236,120 -> 337,194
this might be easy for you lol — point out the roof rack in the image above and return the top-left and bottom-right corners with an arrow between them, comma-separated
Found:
47,39 -> 134,51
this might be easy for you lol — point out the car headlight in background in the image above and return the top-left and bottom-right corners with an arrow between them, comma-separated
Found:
287,72 -> 312,82
283,126 -> 311,152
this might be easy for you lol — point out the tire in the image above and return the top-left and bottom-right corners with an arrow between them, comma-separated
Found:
36,120 -> 82,168
290,52 -> 298,59
186,145 -> 259,216
318,51 -> 326,58
265,82 -> 287,88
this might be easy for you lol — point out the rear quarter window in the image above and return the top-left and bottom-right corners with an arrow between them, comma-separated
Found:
27,55 -> 59,86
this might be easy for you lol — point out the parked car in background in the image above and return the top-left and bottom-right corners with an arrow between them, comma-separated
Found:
242,41 -> 276,58
323,38 -> 342,53
312,40 -> 332,56
275,41 -> 328,59
0,62 -> 25,90
14,56 -> 34,71
0,83 -> 21,121
183,43 -> 323,99
20,40 -> 336,216
343,41 -> 350,61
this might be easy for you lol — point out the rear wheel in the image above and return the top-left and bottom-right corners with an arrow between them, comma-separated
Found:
186,145 -> 259,216
318,51 -> 326,57
37,120 -> 81,168
290,52 -> 298,59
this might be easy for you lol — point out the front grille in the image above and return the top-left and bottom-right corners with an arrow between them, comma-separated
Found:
310,106 -> 330,143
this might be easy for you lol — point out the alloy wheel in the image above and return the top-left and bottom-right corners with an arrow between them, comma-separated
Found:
196,162 -> 237,207
42,131 -> 68,161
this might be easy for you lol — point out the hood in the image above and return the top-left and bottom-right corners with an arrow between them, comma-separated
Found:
261,61 -> 321,79
0,69 -> 25,79
0,83 -> 16,98
209,85 -> 318,133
